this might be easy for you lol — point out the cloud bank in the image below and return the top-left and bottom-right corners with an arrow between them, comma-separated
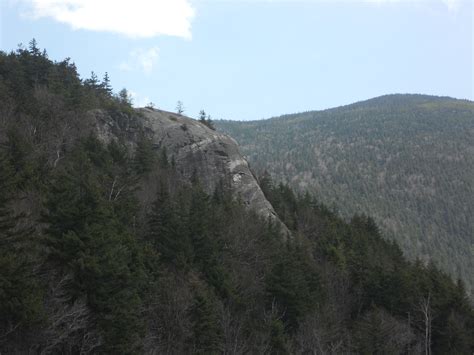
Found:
23,0 -> 195,38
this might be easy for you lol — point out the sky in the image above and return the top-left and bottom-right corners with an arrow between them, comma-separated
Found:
0,0 -> 472,121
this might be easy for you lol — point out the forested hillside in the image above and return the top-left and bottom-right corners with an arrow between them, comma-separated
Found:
1,42 -> 473,353
216,95 -> 474,296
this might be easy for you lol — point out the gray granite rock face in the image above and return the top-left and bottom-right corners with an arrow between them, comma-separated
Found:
93,108 -> 288,235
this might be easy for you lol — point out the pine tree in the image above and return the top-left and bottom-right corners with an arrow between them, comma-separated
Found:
118,88 -> 132,106
28,38 -> 40,56
188,184 -> 215,269
199,110 -> 207,123
0,149 -> 41,331
134,135 -> 155,174
5,128 -> 33,188
269,319 -> 290,355
84,71 -> 99,90
206,115 -> 215,130
197,110 -> 215,130
146,183 -> 192,265
101,72 -> 112,96
190,286 -> 223,354
265,245 -> 320,332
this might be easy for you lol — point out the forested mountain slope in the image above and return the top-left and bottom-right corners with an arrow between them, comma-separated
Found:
216,95 -> 474,295
1,42 -> 473,353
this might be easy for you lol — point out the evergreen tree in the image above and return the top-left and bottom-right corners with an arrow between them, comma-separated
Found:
101,72 -> 112,96
118,88 -> 132,106
134,135 -> 155,174
206,115 -> 215,130
84,71 -> 99,90
199,110 -> 207,123
266,244 -> 320,332
0,149 -> 42,332
5,128 -> 33,188
268,319 -> 290,355
28,38 -> 40,56
198,110 -> 215,130
189,286 -> 223,354
147,182 -> 192,266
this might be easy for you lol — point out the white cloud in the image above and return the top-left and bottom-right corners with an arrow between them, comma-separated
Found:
22,0 -> 195,39
119,47 -> 159,74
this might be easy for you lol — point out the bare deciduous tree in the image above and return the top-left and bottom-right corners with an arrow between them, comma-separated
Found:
417,293 -> 433,355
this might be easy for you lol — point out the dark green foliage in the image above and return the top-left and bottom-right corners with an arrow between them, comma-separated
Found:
0,149 -> 42,332
0,39 -> 132,119
261,178 -> 474,353
266,244 -> 320,331
146,182 -> 193,266
216,94 -> 474,296
269,319 -> 290,354
84,71 -> 100,90
4,128 -> 34,188
189,285 -> 223,354
188,185 -> 212,262
134,135 -> 155,174
198,109 -> 216,130
101,72 -> 112,95
198,109 -> 207,123
118,88 -> 132,106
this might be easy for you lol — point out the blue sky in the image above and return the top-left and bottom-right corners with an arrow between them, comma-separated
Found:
1,0 -> 472,120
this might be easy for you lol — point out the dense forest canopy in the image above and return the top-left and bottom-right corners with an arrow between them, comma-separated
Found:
216,94 -> 474,298
0,41 -> 473,353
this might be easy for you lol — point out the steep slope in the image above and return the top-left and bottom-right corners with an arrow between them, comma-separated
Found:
94,108 -> 288,233
216,94 -> 474,294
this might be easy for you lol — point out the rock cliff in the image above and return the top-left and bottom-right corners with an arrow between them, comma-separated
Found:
93,107 -> 288,234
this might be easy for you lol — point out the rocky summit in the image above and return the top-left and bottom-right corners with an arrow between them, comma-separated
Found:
94,107 -> 288,234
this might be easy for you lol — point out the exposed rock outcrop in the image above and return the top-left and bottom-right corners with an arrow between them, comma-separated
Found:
93,107 -> 288,234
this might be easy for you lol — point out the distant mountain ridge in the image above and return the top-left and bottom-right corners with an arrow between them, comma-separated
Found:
216,94 -> 474,294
